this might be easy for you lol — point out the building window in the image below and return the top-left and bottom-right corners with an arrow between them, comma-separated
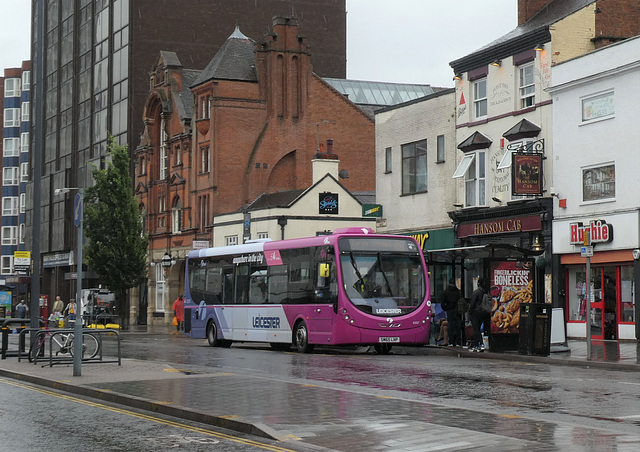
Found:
158,196 -> 166,228
19,194 -> 25,214
384,147 -> 392,173
155,264 -> 166,313
22,71 -> 30,91
20,162 -> 29,182
258,232 -> 269,239
436,135 -> 445,163
225,235 -> 238,246
174,145 -> 181,166
401,139 -> 428,195
2,226 -> 18,245
19,224 -> 25,244
4,108 -> 20,127
465,151 -> 485,207
583,163 -> 615,202
199,195 -> 209,231
139,156 -> 146,175
201,146 -> 210,173
4,78 -> 20,97
21,132 -> 29,153
519,63 -> 535,109
473,79 -> 487,119
3,167 -> 19,186
159,118 -> 168,179
21,102 -> 30,122
3,138 -> 20,157
171,197 -> 182,234
453,151 -> 485,207
2,197 -> 18,216
1,256 -> 13,275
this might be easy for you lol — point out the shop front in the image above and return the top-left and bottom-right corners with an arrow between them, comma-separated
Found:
553,213 -> 639,341
429,199 -> 552,351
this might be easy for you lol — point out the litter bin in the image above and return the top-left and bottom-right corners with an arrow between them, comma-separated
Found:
518,303 -> 551,356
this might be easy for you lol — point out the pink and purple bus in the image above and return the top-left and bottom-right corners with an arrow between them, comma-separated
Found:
183,228 -> 432,354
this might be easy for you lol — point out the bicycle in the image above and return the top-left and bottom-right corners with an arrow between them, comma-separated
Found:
28,329 -> 100,362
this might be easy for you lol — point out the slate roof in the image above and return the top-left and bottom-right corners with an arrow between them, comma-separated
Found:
191,26 -> 257,88
174,69 -> 200,121
450,0 -> 596,74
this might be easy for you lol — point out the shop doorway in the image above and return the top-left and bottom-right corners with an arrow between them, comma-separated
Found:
588,267 -> 616,340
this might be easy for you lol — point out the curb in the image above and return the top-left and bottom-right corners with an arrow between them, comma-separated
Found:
418,345 -> 640,372
0,367 -> 279,441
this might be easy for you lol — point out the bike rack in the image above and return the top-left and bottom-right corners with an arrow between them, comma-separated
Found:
1,318 -> 44,360
19,327 -> 121,367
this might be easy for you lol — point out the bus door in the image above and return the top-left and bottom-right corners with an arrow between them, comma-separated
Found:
307,262 -> 336,342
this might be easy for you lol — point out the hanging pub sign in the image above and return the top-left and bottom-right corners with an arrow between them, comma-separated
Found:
319,192 -> 338,214
512,152 -> 543,196
489,260 -> 534,335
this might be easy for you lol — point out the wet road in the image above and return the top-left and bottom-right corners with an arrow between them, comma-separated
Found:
0,377 -> 305,452
111,335 -> 640,440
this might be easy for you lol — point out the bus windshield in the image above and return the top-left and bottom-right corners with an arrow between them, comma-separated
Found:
339,249 -> 426,317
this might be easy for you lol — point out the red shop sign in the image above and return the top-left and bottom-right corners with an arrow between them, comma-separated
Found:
457,215 -> 542,238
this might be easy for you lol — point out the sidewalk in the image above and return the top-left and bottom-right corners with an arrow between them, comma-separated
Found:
421,338 -> 640,371
1,330 -> 639,450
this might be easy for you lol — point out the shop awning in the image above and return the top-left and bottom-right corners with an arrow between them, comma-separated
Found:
426,243 -> 543,263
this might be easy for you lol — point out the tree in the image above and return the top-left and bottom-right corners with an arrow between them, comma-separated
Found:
84,136 -> 148,326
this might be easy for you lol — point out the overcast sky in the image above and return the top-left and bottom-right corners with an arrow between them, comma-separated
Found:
0,1 -> 517,88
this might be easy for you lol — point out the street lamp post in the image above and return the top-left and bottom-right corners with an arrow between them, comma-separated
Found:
55,187 -> 84,376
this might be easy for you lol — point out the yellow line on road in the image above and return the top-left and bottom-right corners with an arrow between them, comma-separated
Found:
0,378 -> 297,452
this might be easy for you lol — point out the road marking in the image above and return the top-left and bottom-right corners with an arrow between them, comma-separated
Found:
0,378 -> 297,452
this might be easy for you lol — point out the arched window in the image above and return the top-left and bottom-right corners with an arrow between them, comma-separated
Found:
171,197 -> 182,234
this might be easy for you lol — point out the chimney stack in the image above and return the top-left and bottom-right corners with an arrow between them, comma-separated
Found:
312,139 -> 340,183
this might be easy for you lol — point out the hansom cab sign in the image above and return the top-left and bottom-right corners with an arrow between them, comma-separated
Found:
512,152 -> 543,196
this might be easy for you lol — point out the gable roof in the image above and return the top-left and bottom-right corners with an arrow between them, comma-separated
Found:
244,173 -> 366,213
191,26 -> 257,88
450,0 -> 596,74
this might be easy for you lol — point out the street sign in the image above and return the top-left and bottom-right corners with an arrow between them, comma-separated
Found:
581,246 -> 593,257
74,193 -> 83,227
13,250 -> 31,273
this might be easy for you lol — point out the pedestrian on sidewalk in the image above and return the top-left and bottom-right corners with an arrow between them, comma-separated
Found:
468,278 -> 488,352
442,278 -> 462,347
52,295 -> 64,316
64,298 -> 78,327
172,295 -> 184,332
15,299 -> 28,319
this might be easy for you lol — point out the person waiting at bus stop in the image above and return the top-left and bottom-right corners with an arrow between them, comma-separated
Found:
442,278 -> 462,347
468,279 -> 488,352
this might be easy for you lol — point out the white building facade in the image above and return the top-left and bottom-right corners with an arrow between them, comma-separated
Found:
549,35 -> 640,340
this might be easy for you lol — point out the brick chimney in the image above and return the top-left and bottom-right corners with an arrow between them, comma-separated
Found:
518,0 -> 555,25
593,0 -> 640,49
312,139 -> 340,183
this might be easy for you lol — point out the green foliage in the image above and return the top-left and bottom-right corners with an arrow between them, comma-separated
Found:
84,136 -> 148,294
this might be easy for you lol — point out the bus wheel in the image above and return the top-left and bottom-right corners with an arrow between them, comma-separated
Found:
374,344 -> 392,355
294,321 -> 315,353
207,321 -> 219,347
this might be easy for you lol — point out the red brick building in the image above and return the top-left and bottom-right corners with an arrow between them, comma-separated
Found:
135,18 -> 374,324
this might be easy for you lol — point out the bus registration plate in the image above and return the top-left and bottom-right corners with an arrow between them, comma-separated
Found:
379,337 -> 400,343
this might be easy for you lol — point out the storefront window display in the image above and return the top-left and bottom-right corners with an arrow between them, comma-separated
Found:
567,265 -> 634,339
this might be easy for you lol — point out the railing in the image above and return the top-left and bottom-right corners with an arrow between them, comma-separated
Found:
18,327 -> 121,367
1,318 -> 44,359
